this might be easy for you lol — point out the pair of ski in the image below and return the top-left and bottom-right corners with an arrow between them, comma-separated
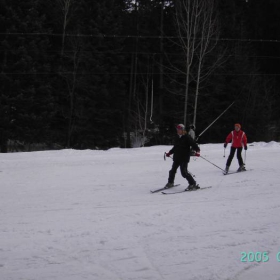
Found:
223,169 -> 252,175
150,184 -> 181,193
151,184 -> 212,195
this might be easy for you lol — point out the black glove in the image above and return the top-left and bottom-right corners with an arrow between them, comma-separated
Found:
224,143 -> 227,148
244,145 -> 247,150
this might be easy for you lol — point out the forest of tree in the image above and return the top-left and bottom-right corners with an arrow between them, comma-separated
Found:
1,0 -> 280,152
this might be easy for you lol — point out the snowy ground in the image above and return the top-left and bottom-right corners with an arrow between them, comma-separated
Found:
1,142 -> 280,280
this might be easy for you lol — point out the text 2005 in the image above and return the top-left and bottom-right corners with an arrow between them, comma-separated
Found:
240,252 -> 269,262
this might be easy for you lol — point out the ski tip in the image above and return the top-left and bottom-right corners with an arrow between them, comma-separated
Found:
150,190 -> 161,193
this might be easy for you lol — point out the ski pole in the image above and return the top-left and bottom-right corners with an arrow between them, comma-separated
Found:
223,148 -> 225,157
196,101 -> 235,142
200,155 -> 224,171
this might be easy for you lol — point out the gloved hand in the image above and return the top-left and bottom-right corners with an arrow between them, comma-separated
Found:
224,143 -> 227,148
195,151 -> 200,157
166,152 -> 171,157
244,145 -> 248,150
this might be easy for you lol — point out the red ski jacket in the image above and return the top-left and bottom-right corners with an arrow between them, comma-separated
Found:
225,130 -> 247,148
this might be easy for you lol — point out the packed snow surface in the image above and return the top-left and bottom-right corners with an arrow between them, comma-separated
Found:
1,142 -> 280,280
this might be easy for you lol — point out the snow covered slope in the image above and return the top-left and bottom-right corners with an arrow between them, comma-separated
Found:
1,142 -> 280,280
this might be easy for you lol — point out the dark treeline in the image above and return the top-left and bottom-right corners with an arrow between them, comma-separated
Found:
1,0 -> 280,152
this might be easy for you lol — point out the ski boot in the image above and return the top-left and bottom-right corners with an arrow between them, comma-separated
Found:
185,183 -> 200,191
164,182 -> 174,189
237,164 -> 246,172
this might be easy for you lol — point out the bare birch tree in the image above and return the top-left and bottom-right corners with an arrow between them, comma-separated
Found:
56,0 -> 80,147
192,0 -> 225,126
61,38 -> 81,147
174,0 -> 201,125
57,0 -> 73,56
174,0 -> 223,126
137,61 -> 152,147
129,59 -> 152,148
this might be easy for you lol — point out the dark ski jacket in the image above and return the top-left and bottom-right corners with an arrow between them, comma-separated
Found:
168,134 -> 200,163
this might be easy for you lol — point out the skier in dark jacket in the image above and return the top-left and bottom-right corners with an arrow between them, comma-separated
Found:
165,124 -> 200,190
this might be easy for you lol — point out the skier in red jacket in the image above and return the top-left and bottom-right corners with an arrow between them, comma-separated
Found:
224,123 -> 248,173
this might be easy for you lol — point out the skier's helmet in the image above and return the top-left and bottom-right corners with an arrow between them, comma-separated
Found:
234,123 -> 241,129
176,124 -> 185,130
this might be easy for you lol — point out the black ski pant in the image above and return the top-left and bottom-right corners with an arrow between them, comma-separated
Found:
168,161 -> 196,185
226,147 -> 244,167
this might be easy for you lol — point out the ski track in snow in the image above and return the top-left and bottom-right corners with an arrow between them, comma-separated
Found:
1,142 -> 280,280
